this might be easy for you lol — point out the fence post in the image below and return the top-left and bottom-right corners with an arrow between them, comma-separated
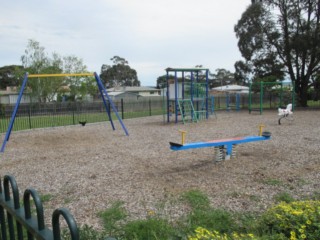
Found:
29,104 -> 32,129
149,99 -> 152,116
72,103 -> 75,125
121,98 -> 124,119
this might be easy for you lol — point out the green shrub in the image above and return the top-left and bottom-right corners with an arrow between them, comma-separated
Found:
256,200 -> 320,239
188,227 -> 256,240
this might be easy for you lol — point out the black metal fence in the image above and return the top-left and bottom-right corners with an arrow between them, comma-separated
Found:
0,175 -> 79,240
0,98 -> 165,133
1,95 -> 320,133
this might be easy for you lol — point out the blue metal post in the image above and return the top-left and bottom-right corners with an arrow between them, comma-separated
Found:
182,71 -> 185,100
190,71 -> 194,121
205,70 -> 209,119
196,71 -> 199,111
94,73 -> 129,136
226,93 -> 230,112
1,73 -> 29,153
190,71 -> 194,103
174,71 -> 178,123
211,96 -> 215,114
236,93 -> 240,111
94,74 -> 115,131
166,71 -> 170,123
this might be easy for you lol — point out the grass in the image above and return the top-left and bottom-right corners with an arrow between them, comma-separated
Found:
0,109 -> 164,133
273,192 -> 295,203
262,178 -> 283,186
59,189 -> 320,240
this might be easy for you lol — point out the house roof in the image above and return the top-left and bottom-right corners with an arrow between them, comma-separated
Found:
107,92 -> 125,96
107,86 -> 158,92
166,67 -> 209,72
212,85 -> 249,92
105,91 -> 139,97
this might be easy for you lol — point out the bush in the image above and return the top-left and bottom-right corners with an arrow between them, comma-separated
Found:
188,227 -> 256,240
256,200 -> 320,239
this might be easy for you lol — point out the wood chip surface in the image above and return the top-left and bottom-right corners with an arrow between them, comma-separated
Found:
1,110 -> 320,229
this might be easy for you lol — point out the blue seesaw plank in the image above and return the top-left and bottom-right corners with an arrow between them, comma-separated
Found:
170,135 -> 271,151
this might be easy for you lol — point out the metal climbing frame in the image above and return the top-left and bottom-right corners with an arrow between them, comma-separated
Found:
165,67 -> 209,123
177,99 -> 198,124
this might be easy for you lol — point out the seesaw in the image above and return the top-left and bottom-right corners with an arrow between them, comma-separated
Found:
170,126 -> 271,161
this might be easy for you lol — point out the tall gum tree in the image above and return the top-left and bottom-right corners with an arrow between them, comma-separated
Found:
99,56 -> 140,88
235,0 -> 320,107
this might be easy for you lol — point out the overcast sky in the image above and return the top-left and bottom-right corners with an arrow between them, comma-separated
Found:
1,0 -> 251,86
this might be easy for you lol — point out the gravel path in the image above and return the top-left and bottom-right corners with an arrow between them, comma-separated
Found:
1,110 -> 320,229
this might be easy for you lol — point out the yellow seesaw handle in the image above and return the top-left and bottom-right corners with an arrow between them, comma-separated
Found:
179,130 -> 187,145
259,124 -> 265,136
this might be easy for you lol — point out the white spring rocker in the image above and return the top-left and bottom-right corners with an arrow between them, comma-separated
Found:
278,103 -> 293,125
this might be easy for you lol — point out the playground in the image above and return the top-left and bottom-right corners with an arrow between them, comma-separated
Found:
1,110 -> 320,228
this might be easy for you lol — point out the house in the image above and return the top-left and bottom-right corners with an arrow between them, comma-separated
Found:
106,86 -> 161,100
0,87 -> 33,104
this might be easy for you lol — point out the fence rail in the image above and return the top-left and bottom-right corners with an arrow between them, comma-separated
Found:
0,175 -> 79,240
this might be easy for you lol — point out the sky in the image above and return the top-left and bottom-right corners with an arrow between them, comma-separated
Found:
0,0 -> 251,86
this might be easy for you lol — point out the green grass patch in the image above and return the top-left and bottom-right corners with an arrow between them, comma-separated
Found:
0,109 -> 164,133
273,192 -> 295,203
262,178 -> 283,186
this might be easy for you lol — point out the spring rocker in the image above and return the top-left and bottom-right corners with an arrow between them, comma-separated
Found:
278,103 -> 293,125
170,126 -> 271,161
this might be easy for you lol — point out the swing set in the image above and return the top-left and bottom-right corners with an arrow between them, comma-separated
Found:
0,72 -> 129,153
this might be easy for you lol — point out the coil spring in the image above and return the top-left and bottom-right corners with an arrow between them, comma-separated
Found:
231,144 -> 237,159
215,146 -> 224,162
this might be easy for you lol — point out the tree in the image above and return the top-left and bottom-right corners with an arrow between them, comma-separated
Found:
156,75 -> 169,88
0,65 -> 23,89
20,40 -> 60,102
209,68 -> 235,88
234,1 -> 320,107
234,60 -> 251,85
99,56 -> 140,88
62,55 -> 93,100
20,39 -> 93,102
